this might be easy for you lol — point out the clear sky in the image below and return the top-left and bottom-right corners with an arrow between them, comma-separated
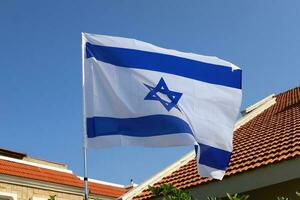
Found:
0,0 -> 299,185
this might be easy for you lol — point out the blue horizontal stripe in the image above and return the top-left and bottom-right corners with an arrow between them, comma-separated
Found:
198,143 -> 231,171
86,115 -> 193,138
86,43 -> 242,89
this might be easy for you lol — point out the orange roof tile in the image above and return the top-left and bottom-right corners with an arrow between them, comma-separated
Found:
0,159 -> 128,198
89,181 -> 128,198
133,86 -> 300,200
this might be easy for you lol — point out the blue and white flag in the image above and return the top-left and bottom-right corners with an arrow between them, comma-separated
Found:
82,33 -> 242,179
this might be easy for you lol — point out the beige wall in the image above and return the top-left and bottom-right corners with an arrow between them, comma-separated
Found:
0,182 -> 83,200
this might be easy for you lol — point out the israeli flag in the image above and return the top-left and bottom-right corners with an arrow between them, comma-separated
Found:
82,33 -> 242,179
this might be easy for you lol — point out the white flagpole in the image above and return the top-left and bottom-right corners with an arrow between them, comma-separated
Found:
83,147 -> 89,200
82,33 -> 89,200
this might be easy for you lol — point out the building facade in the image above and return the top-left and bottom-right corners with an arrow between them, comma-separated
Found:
0,148 -> 131,200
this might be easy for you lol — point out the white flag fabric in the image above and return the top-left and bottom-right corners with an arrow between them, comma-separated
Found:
82,33 -> 242,179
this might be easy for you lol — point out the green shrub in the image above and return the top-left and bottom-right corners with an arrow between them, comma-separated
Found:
207,197 -> 218,200
148,184 -> 193,200
226,193 -> 249,200
148,183 -> 299,200
276,197 -> 289,200
48,195 -> 56,200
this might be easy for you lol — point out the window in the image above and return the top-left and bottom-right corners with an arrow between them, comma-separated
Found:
0,192 -> 17,200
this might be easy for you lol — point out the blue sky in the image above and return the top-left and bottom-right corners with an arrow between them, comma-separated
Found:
0,0 -> 299,185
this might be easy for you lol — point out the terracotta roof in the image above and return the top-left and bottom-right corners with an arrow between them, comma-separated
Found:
0,159 -> 128,198
133,86 -> 300,200
89,181 -> 128,198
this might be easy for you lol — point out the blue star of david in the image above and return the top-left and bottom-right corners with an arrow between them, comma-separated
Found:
144,78 -> 182,111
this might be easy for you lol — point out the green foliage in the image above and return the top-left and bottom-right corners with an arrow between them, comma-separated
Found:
48,195 -> 56,200
149,183 -> 299,200
226,193 -> 249,200
275,191 -> 300,200
148,184 -> 193,200
276,197 -> 289,200
207,197 -> 218,200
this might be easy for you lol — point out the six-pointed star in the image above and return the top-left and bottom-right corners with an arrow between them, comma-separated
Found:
144,78 -> 182,111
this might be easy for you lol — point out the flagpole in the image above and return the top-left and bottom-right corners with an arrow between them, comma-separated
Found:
82,33 -> 89,200
83,147 -> 89,200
